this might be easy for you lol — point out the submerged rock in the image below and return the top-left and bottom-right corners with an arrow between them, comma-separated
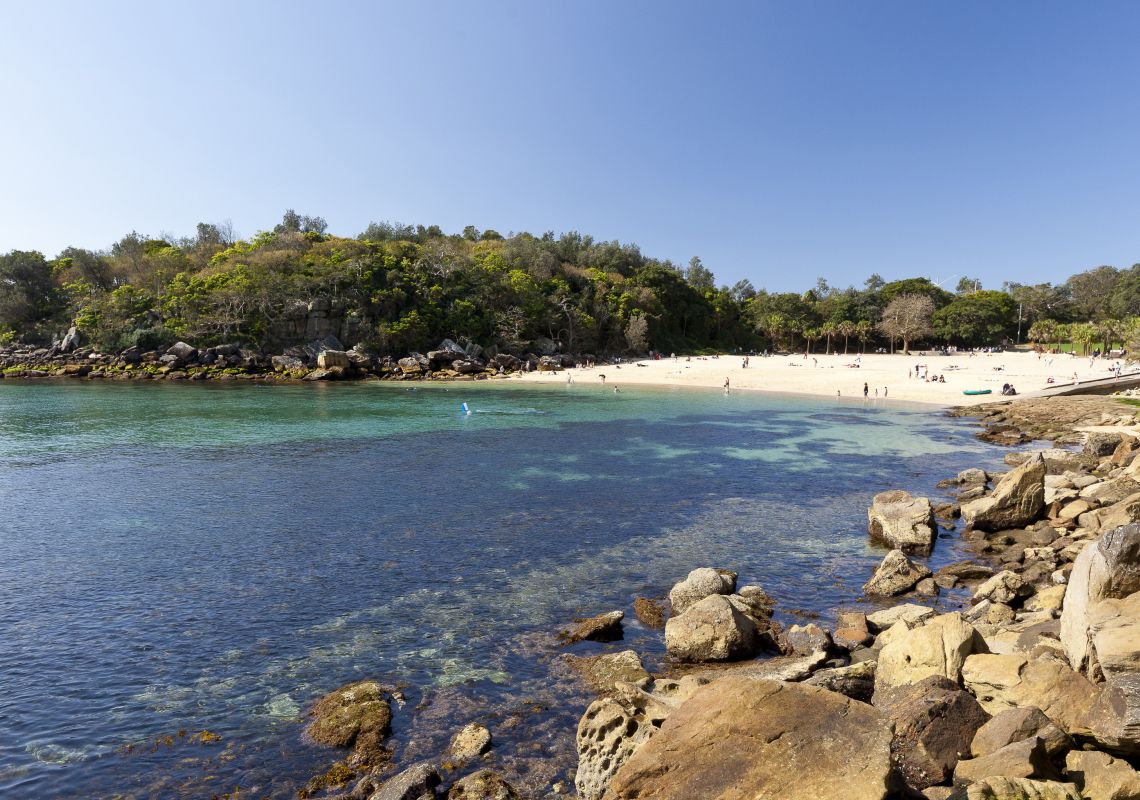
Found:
305,680 -> 392,767
561,610 -> 624,644
447,769 -> 520,800
449,722 -> 492,761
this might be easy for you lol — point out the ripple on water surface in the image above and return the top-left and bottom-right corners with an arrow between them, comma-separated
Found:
0,380 -> 1004,797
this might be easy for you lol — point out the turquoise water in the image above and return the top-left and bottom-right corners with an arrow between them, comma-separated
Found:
0,380 -> 1001,798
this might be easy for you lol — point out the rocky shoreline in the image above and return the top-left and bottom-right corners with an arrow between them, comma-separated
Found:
280,393 -> 1140,800
0,334 -> 571,383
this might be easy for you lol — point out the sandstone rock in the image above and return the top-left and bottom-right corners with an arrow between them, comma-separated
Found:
398,356 -> 424,374
961,468 -> 991,484
864,549 -> 933,596
882,675 -> 990,790
667,567 -> 735,615
603,677 -> 893,800
59,326 -> 82,353
963,455 -> 1047,532
1064,749 -> 1140,800
835,610 -> 873,648
804,660 -> 876,702
166,341 -> 198,361
632,597 -> 666,628
1086,432 -> 1125,457
306,680 -> 392,767
318,349 -> 351,369
1078,492 -> 1140,533
664,594 -> 755,662
975,571 -> 1032,606
876,613 -> 986,693
950,777 -> 1080,800
449,722 -> 492,761
1088,591 -> 1140,675
867,603 -> 935,632
937,561 -> 997,589
971,707 -> 1072,759
271,354 -> 305,373
563,650 -> 651,695
786,622 -> 832,656
1061,523 -> 1140,672
447,769 -> 520,800
561,610 -> 624,644
954,736 -> 1059,786
961,654 -> 1100,735
373,762 -> 441,800
868,490 -> 937,553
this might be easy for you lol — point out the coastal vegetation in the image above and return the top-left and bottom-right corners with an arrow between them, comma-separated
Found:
2,212 -> 1139,358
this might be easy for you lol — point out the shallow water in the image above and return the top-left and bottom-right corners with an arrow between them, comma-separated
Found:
0,380 -> 1004,798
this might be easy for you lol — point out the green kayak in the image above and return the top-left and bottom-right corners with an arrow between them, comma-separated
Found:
962,389 -> 992,396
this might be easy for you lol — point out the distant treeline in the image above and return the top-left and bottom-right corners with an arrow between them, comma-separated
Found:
1,211 -> 1138,356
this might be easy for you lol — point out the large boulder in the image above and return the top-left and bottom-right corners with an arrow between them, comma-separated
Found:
881,675 -> 990,790
1063,749 -> 1140,800
971,707 -> 1071,759
667,567 -> 736,615
868,490 -> 937,553
166,341 -> 198,362
875,613 -> 986,693
961,654 -> 1100,736
974,571 -> 1031,606
664,594 -> 756,662
59,325 -> 82,353
953,737 -> 1059,786
1082,591 -> 1140,754
575,676 -> 707,800
305,680 -> 392,767
604,677 -> 893,800
317,349 -> 351,369
962,454 -> 1047,532
1061,524 -> 1140,673
863,549 -> 933,597
1078,492 -> 1140,534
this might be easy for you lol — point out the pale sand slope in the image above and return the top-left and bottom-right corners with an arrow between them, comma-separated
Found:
510,350 -> 1137,408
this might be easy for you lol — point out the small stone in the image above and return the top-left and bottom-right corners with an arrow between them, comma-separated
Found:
449,723 -> 492,760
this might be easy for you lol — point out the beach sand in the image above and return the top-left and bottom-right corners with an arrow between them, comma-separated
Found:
511,350 -> 1134,407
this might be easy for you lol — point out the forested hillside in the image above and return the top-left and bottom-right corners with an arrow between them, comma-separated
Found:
1,211 -> 1138,357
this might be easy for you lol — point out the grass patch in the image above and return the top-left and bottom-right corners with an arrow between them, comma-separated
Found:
1116,398 -> 1140,408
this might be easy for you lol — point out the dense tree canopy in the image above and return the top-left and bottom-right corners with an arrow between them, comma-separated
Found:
1,212 -> 1137,357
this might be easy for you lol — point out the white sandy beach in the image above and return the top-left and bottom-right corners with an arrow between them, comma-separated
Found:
511,350 -> 1137,408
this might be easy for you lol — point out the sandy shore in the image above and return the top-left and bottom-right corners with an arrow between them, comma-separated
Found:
511,350 -> 1137,407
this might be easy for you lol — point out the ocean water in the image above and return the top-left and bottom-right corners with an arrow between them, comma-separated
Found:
0,380 -> 1005,798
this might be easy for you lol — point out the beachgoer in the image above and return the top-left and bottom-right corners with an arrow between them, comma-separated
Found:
863,382 -> 869,398
599,374 -> 606,384
884,387 -> 888,397
724,377 -> 730,391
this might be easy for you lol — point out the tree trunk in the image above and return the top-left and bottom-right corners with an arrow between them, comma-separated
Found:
844,336 -> 849,355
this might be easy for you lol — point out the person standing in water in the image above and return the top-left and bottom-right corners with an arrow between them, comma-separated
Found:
724,376 -> 730,392
863,382 -> 869,398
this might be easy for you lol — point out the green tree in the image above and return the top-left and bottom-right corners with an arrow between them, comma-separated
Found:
0,250 -> 57,332
931,291 -> 1016,346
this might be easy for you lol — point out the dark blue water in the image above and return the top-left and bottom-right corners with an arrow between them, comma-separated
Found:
0,381 -> 1002,798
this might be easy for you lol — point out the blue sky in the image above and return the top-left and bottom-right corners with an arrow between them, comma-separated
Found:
1,1 -> 1137,291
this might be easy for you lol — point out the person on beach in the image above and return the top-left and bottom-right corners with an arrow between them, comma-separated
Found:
884,387 -> 888,397
599,374 -> 606,384
724,377 -> 730,392
863,382 -> 868,398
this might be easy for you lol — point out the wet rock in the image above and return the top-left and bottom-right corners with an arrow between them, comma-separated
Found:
447,769 -> 520,800
667,567 -> 735,615
372,762 -> 441,800
449,723 -> 492,761
962,454 -> 1047,532
868,490 -> 937,553
875,613 -> 986,693
562,650 -> 650,695
881,675 -> 990,790
561,610 -> 624,644
664,594 -> 755,662
863,549 -> 933,597
604,677 -> 893,800
632,597 -> 666,629
306,680 -> 392,767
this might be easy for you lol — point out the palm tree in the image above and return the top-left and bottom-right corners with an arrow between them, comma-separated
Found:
856,320 -> 873,354
804,327 -> 822,355
1073,322 -> 1096,356
1027,319 -> 1056,349
838,320 -> 857,355
820,322 -> 838,355
1096,319 -> 1123,354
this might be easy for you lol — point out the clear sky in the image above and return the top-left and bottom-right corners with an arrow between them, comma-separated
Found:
1,1 -> 1138,291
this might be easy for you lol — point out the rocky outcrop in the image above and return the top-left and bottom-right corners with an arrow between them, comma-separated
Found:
305,680 -> 392,767
950,777 -> 1081,800
667,567 -> 735,615
1060,523 -> 1140,673
563,650 -> 651,695
970,707 -> 1071,759
961,654 -> 1099,736
317,349 -> 351,369
1063,749 -> 1140,800
863,549 -> 933,596
868,490 -> 938,553
575,677 -> 707,800
962,454 -> 1047,531
603,677 -> 893,800
953,736 -> 1059,786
